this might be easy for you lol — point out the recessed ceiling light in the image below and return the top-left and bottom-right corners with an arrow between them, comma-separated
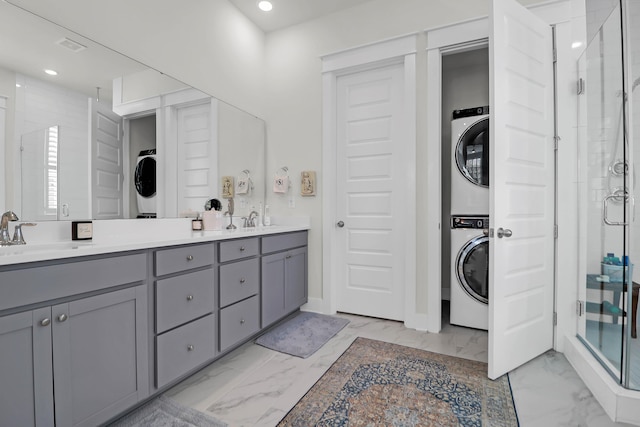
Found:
258,1 -> 273,12
44,69 -> 58,76
16,83 -> 21,88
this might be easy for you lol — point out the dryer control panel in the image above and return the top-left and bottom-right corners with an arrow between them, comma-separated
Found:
451,216 -> 489,230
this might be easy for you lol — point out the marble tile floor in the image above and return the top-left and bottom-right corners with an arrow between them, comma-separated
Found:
166,312 -> 634,426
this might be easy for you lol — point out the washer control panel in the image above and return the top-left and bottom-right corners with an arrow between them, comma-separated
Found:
451,216 -> 489,230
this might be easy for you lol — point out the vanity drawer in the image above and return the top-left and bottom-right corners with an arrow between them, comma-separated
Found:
154,243 -> 214,277
219,295 -> 260,352
219,258 -> 259,308
156,268 -> 215,333
262,231 -> 308,254
218,238 -> 259,263
0,252 -> 147,312
156,314 -> 216,388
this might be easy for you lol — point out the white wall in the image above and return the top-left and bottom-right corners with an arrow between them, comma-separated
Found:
263,0 -> 540,309
10,0 -> 266,118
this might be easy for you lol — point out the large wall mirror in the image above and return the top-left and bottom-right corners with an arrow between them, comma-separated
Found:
0,1 -> 265,221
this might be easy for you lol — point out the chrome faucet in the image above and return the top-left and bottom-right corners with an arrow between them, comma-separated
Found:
12,223 -> 37,245
241,211 -> 259,228
1,211 -> 19,246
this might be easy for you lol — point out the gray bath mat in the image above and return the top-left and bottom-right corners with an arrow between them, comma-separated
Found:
255,312 -> 350,358
108,394 -> 227,427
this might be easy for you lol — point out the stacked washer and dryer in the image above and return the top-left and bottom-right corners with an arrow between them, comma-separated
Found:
134,149 -> 157,218
450,106 -> 490,330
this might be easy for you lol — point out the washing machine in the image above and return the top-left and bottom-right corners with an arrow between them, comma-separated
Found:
450,215 -> 489,330
134,149 -> 156,218
451,106 -> 490,215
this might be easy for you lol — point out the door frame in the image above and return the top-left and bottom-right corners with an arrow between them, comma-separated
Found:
321,34 -> 420,328
425,1 -> 571,334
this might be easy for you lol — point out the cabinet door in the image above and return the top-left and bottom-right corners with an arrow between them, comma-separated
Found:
261,246 -> 308,327
261,251 -> 286,327
285,246 -> 308,313
0,308 -> 54,427
52,286 -> 148,427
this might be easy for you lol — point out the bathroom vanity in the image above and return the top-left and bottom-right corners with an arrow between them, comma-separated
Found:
0,225 -> 308,427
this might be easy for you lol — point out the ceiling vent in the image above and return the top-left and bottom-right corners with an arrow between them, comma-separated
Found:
56,37 -> 87,53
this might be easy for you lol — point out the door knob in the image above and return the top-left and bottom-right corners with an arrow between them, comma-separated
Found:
336,221 -> 344,228
497,227 -> 512,238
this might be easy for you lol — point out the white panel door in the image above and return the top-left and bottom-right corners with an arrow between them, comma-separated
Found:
177,102 -> 216,213
488,0 -> 555,379
335,63 -> 406,321
91,99 -> 124,219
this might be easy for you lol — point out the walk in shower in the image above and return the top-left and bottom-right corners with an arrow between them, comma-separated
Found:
578,0 -> 640,390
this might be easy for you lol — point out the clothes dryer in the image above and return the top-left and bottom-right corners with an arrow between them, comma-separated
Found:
450,215 -> 489,330
451,106 -> 489,215
134,149 -> 156,218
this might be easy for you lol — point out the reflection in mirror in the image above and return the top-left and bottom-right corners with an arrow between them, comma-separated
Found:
21,126 -> 60,221
0,1 -> 265,221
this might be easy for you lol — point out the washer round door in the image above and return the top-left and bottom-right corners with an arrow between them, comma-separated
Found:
455,235 -> 489,304
455,117 -> 489,187
134,156 -> 156,197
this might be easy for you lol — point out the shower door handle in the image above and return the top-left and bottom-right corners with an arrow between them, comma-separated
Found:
603,194 -> 628,226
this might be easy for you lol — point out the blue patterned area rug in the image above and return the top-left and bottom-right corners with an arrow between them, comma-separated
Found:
277,337 -> 519,427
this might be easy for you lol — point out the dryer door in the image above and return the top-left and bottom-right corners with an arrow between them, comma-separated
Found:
455,235 -> 489,304
454,117 -> 489,187
134,156 -> 156,197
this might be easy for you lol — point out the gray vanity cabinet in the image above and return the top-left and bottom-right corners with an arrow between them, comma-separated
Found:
0,308 -> 54,427
0,253 -> 149,427
153,243 -> 217,388
261,232 -> 308,328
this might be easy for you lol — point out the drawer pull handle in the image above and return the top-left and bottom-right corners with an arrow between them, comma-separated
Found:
240,278 -> 246,284
286,254 -> 292,259
240,319 -> 245,324
186,295 -> 194,301
57,314 -> 68,323
186,255 -> 194,261
187,345 -> 194,351
239,246 -> 245,252
40,318 -> 51,327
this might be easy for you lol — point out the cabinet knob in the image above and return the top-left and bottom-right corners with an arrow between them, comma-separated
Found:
187,344 -> 194,351
186,255 -> 194,261
40,318 -> 51,327
239,277 -> 246,284
286,254 -> 292,259
239,246 -> 245,252
186,295 -> 194,301
57,314 -> 68,322
240,319 -> 245,324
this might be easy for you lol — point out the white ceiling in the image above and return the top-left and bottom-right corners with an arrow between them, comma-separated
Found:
227,0 -> 375,32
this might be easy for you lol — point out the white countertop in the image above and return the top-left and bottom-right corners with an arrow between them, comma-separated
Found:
0,217 -> 310,266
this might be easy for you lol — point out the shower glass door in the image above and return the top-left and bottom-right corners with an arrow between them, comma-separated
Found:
577,2 -> 630,384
